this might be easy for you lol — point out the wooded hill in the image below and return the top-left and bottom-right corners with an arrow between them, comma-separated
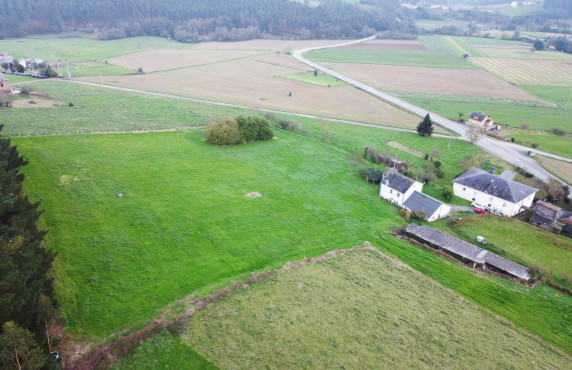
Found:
0,0 -> 403,42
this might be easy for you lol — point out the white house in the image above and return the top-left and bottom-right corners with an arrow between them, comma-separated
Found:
403,191 -> 451,222
453,167 -> 538,217
379,169 -> 423,206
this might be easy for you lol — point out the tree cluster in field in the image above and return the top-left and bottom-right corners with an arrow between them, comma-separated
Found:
0,125 -> 58,369
358,168 -> 385,184
203,115 -> 274,146
0,0 -> 403,41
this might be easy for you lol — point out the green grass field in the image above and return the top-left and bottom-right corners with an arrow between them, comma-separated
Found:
278,70 -> 346,87
0,36 -> 191,61
521,85 -> 572,108
306,36 -> 477,69
433,215 -> 572,290
505,130 -> 572,158
15,129 -> 403,339
180,249 -> 570,368
68,62 -> 137,77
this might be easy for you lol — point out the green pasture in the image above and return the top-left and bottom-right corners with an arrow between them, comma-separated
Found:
15,130 -> 403,339
454,36 -> 528,47
182,250 -> 570,368
416,19 -> 469,31
114,330 -> 216,370
68,62 -> 137,77
0,81 -> 251,135
521,85 -> 572,107
433,215 -> 572,290
505,130 -> 572,158
306,36 -> 477,69
0,36 -> 191,62
278,71 -> 346,87
1,73 -> 37,83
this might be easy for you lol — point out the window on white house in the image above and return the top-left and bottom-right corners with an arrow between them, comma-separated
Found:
474,191 -> 477,196
390,190 -> 393,194
463,187 -> 466,191
490,197 -> 493,202
503,202 -> 507,207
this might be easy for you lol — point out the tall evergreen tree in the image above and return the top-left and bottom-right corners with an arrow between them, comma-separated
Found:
0,125 -> 55,347
416,114 -> 433,137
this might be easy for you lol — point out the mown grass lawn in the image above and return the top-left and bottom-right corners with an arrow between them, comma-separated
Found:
505,130 -> 572,158
432,215 -> 572,290
16,129 -> 402,339
180,250 -> 570,368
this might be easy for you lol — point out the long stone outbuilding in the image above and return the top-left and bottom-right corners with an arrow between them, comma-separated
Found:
405,224 -> 530,281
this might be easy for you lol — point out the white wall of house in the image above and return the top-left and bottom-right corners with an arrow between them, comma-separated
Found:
427,204 -> 451,222
379,181 -> 422,206
453,183 -> 535,216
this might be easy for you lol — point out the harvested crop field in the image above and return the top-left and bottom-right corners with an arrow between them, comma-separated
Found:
184,249 -> 571,369
190,39 -> 346,51
470,58 -> 572,86
78,53 -> 421,130
341,39 -> 426,51
474,45 -> 572,60
108,49 -> 269,72
322,63 -> 544,100
536,155 -> 572,184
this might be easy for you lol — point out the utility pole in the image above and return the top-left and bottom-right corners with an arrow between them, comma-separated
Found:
99,72 -> 103,85
65,60 -> 71,80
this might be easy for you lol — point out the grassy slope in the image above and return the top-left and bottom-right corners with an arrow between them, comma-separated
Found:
432,215 -> 572,290
505,131 -> 572,158
306,36 -> 477,69
183,250 -> 570,368
15,130 -> 402,339
114,330 -> 217,370
0,82 -> 250,135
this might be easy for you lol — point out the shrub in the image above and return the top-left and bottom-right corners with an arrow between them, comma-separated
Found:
19,86 -> 33,95
290,121 -> 301,132
434,160 -> 441,168
400,208 -> 412,221
68,102 -> 74,107
412,210 -> 427,220
550,128 -> 566,136
441,186 -> 453,201
434,169 -> 445,179
203,116 -> 243,145
358,168 -> 385,183
263,112 -> 275,122
531,143 -> 538,148
520,123 -> 530,129
403,169 -> 417,179
424,153 -> 429,160
276,119 -> 291,130
236,115 -> 273,142
510,137 -> 515,143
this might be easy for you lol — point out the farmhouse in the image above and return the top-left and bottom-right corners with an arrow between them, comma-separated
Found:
453,167 -> 538,216
405,224 -> 530,281
530,201 -> 561,231
379,169 -> 422,206
403,191 -> 450,222
468,112 -> 494,128
0,76 -> 11,98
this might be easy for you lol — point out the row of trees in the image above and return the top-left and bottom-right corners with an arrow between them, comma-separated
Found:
0,125 -> 57,369
0,0 -> 403,41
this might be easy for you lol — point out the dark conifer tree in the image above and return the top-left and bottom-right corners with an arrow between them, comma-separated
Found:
416,114 -> 433,137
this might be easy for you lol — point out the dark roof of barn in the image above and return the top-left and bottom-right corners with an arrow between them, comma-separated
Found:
532,201 -> 560,225
403,191 -> 444,219
381,170 -> 416,194
453,167 -> 538,203
405,224 -> 530,280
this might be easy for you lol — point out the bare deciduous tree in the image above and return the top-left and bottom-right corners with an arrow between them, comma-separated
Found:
466,125 -> 483,144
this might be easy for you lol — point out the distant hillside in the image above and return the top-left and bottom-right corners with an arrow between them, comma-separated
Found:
0,0 -> 403,42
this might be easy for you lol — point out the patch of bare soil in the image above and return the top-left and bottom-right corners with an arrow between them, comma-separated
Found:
386,141 -> 425,158
245,192 -> 262,198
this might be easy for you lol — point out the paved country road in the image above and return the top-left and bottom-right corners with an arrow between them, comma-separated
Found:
293,37 -> 572,193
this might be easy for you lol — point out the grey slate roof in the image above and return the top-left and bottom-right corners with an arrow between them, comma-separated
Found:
381,170 -> 416,194
469,112 -> 487,121
405,224 -> 530,281
453,167 -> 538,203
403,191 -> 444,219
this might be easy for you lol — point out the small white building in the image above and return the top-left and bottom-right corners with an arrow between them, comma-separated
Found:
379,169 -> 423,206
453,167 -> 538,217
403,191 -> 451,222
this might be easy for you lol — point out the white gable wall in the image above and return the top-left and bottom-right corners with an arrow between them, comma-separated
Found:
379,180 -> 423,207
427,203 -> 451,222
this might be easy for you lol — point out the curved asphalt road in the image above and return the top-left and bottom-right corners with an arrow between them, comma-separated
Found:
293,37 -> 571,191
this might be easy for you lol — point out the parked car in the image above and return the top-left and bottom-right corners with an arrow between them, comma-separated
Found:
474,207 -> 487,214
471,202 -> 484,209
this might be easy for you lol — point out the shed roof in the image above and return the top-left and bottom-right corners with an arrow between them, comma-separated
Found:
381,169 -> 416,194
405,224 -> 530,280
403,191 -> 444,219
453,167 -> 538,203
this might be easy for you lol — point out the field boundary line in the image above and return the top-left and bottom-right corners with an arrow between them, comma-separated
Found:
61,242 -> 384,369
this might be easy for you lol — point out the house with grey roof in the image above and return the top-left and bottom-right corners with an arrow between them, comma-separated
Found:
379,169 -> 422,206
403,191 -> 451,222
453,167 -> 538,216
530,201 -> 561,232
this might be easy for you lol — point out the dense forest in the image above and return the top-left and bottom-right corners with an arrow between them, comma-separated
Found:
0,0 -> 405,42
